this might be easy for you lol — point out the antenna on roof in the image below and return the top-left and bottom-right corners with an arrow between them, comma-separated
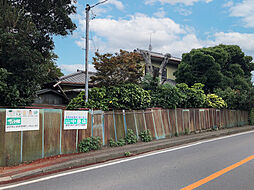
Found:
148,33 -> 152,52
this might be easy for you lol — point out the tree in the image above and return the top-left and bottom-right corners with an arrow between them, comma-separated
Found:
0,1 -> 65,106
90,50 -> 144,87
174,44 -> 254,92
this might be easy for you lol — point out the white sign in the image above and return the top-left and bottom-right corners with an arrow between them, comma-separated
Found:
6,109 -> 40,132
64,111 -> 88,130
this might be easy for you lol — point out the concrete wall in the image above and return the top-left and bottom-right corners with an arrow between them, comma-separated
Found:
0,108 -> 248,167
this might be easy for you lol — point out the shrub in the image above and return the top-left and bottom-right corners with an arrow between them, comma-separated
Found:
205,94 -> 227,109
109,138 -> 126,147
78,136 -> 102,153
125,129 -> 138,144
139,129 -> 152,142
107,83 -> 151,110
67,83 -> 151,111
176,83 -> 207,108
249,108 -> 254,125
150,84 -> 183,109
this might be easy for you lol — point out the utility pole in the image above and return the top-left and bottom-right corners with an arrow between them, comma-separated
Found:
85,4 -> 90,103
84,0 -> 108,103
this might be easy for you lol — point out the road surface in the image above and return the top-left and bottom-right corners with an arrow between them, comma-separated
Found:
1,130 -> 254,190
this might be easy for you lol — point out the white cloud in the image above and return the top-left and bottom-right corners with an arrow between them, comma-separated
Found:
153,8 -> 166,18
175,7 -> 192,16
75,14 -> 204,58
145,0 -> 213,6
210,32 -> 254,56
229,0 -> 254,28
60,64 -> 96,74
106,0 -> 124,10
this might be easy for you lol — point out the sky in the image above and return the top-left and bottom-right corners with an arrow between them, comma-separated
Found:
53,0 -> 254,75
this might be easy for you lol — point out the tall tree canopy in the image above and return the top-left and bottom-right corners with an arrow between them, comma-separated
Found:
174,44 -> 254,92
90,50 -> 144,87
0,0 -> 75,106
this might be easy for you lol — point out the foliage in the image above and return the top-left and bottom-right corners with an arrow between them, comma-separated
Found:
109,138 -> 126,147
91,50 -> 144,87
124,152 -> 131,156
248,108 -> 254,125
205,94 -> 227,109
67,84 -> 151,111
176,83 -> 207,108
150,84 -> 183,109
174,44 -> 254,93
0,1 -> 66,106
141,74 -> 159,92
78,136 -> 102,153
214,87 -> 254,110
67,87 -> 109,110
139,129 -> 153,142
107,84 -> 151,110
125,129 -> 138,144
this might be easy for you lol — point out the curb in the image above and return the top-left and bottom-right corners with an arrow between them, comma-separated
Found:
1,126 -> 254,184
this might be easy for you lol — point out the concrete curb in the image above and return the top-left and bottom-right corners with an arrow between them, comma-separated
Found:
1,126 -> 254,184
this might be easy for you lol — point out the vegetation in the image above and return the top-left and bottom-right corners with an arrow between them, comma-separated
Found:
176,83 -> 207,108
67,84 -> 151,111
78,136 -> 102,153
125,129 -> 138,144
206,94 -> 227,109
174,44 -> 254,93
0,0 -> 73,106
139,129 -> 153,142
109,138 -> 126,147
91,50 -> 144,87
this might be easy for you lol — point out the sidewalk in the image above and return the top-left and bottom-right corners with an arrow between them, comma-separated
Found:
1,125 -> 254,185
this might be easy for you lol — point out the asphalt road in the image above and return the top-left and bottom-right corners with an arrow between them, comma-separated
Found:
2,131 -> 254,190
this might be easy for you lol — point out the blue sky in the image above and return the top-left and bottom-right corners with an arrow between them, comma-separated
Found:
54,0 -> 254,74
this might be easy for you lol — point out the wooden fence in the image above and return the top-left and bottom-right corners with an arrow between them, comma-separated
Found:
0,108 -> 248,167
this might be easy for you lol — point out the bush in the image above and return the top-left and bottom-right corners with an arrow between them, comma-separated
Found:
150,84 -> 183,109
249,108 -> 254,125
107,83 -> 151,110
78,136 -> 102,152
176,83 -> 207,108
205,94 -> 227,109
109,138 -> 126,147
125,129 -> 138,144
67,83 -> 151,111
67,87 -> 109,110
139,129 -> 152,142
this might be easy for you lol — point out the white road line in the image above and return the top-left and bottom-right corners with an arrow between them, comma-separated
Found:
1,129 -> 254,190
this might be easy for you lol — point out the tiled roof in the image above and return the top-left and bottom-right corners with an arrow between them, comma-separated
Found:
59,70 -> 96,85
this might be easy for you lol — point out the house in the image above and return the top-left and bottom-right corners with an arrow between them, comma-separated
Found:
135,49 -> 181,85
33,70 -> 95,107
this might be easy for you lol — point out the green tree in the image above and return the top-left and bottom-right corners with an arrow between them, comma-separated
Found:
176,83 -> 207,108
67,84 -> 151,111
174,44 -> 254,92
0,1 -> 69,106
91,50 -> 144,87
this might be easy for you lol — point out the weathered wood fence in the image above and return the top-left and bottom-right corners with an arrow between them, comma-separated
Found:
0,108 -> 248,167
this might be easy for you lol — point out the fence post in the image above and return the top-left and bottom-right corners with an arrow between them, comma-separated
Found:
152,109 -> 158,139
20,131 -> 23,163
59,110 -> 62,155
159,109 -> 166,138
143,110 -> 147,130
101,112 -> 105,145
123,110 -> 127,135
91,110 -> 94,136
167,109 -> 172,137
41,109 -> 44,158
133,110 -> 139,140
113,110 -> 117,141
175,108 -> 179,136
